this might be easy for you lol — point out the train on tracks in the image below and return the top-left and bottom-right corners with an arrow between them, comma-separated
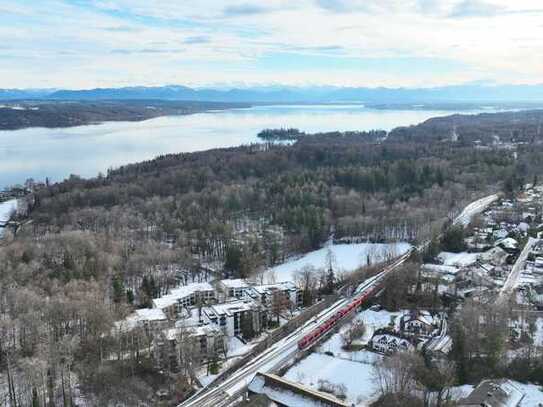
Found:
297,275 -> 384,350
297,252 -> 412,351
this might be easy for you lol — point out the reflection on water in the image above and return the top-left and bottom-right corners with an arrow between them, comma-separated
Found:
0,105 -> 495,188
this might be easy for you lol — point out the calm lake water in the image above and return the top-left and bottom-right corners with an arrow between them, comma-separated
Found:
0,104 -> 500,188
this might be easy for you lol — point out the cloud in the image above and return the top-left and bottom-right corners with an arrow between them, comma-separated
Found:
102,25 -> 140,32
449,0 -> 504,18
448,0 -> 543,18
1,0 -> 543,88
183,35 -> 211,44
223,3 -> 271,16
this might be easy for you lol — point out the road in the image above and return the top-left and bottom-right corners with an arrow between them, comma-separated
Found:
453,194 -> 499,226
498,237 -> 539,302
177,193 -> 499,407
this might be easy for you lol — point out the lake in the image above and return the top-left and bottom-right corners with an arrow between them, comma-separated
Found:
0,104 -> 500,188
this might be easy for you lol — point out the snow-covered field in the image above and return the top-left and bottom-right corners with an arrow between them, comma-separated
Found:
284,352 -> 378,405
319,309 -> 400,360
284,353 -> 543,406
283,309 -> 402,405
268,242 -> 411,283
0,199 -> 17,223
0,199 -> 17,237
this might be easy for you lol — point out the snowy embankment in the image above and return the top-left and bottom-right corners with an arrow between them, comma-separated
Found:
0,199 -> 17,237
284,309 -> 400,405
268,242 -> 411,283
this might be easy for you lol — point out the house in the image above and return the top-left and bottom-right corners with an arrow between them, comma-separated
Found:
201,299 -> 267,338
245,281 -> 303,310
458,379 -> 524,407
370,332 -> 413,354
217,279 -> 250,299
424,335 -> 453,355
493,229 -> 509,240
399,310 -> 440,337
479,247 -> 509,266
152,282 -> 215,318
153,324 -> 225,371
495,237 -> 519,253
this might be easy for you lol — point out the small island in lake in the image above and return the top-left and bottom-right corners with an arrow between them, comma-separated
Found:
257,127 -> 305,141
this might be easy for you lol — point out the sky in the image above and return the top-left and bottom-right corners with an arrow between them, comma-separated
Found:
1,0 -> 543,89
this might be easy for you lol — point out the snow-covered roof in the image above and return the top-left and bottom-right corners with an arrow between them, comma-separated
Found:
371,334 -> 412,350
152,282 -> 214,309
425,335 -> 452,354
422,263 -> 459,275
479,247 -> 508,264
204,299 -> 258,317
135,308 -> 167,321
113,308 -> 167,333
219,279 -> 250,289
459,379 -> 524,407
493,229 -> 509,239
250,281 -> 298,294
402,311 -> 435,327
438,251 -> 479,267
495,237 -> 519,250
164,324 -> 221,341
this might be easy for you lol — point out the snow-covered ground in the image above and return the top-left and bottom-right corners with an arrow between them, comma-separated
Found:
228,336 -> 257,358
284,355 -> 543,407
268,242 -> 411,283
284,352 -> 378,405
0,199 -> 17,237
319,309 -> 400,358
283,309 -> 402,405
0,199 -> 16,223
438,251 -> 479,267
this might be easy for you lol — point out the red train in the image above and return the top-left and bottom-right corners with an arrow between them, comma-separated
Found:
297,282 -> 381,350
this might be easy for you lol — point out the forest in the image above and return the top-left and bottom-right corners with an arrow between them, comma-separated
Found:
1,109 -> 543,404
0,100 -> 247,130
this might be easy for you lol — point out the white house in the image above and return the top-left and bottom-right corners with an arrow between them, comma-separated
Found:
217,279 -> 251,299
244,281 -> 302,309
495,237 -> 519,252
201,299 -> 265,338
399,310 -> 440,337
370,333 -> 413,354
152,282 -> 215,318
114,308 -> 168,335
458,379 -> 524,407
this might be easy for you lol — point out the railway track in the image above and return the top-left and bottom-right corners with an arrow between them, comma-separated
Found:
177,193 -> 499,407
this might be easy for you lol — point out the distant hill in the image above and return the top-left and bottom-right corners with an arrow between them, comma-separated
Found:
0,88 -> 56,100
0,100 -> 247,130
2,84 -> 543,104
